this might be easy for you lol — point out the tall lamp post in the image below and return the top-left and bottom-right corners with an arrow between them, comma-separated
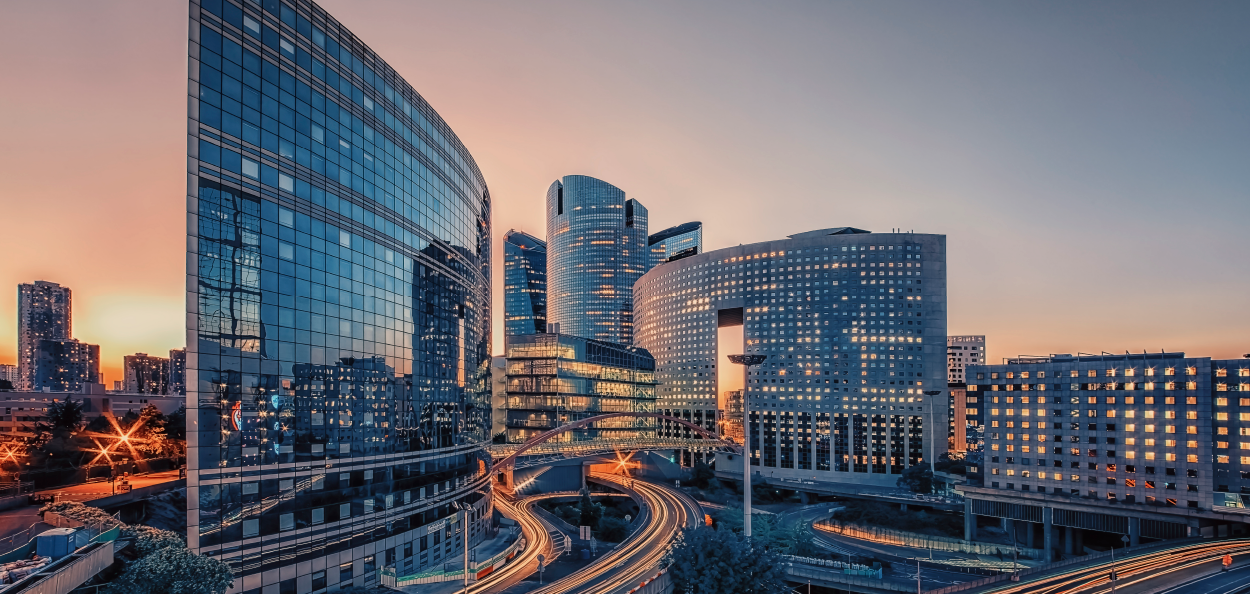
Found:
728,354 -> 767,538
922,390 -> 943,474
454,501 -> 472,594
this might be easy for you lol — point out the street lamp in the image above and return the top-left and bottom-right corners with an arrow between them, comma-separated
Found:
922,391 -> 943,474
728,354 -> 767,538
454,501 -> 472,594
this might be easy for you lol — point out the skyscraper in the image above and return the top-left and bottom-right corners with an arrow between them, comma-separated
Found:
947,335 -> 985,383
123,353 -> 171,395
169,348 -> 187,396
33,339 -> 100,393
634,227 -> 948,488
502,229 -> 547,343
546,175 -> 648,345
187,0 -> 492,588
648,221 -> 703,269
17,281 -> 72,391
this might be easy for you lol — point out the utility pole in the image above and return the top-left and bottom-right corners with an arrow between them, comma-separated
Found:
729,354 -> 766,539
455,502 -> 471,594
916,558 -> 921,594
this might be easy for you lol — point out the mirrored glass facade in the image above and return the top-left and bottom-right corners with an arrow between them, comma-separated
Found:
648,221 -> 702,269
502,230 -> 546,344
546,175 -> 648,345
188,0 -> 492,590
634,228 -> 948,489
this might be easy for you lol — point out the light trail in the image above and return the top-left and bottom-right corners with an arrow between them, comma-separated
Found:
468,493 -> 561,593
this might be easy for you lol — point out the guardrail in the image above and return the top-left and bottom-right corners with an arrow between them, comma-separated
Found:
379,533 -> 528,587
813,520 -> 1046,560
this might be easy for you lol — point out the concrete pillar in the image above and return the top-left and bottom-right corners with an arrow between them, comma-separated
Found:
1001,517 -> 1010,531
1064,526 -> 1074,556
964,499 -> 976,542
1042,508 -> 1054,562
900,503 -> 908,512
1129,517 -> 1140,546
1025,521 -> 1035,550
1074,528 -> 1084,553
799,491 -> 813,505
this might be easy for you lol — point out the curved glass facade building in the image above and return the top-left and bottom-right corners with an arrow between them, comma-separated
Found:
648,221 -> 703,269
546,175 -> 648,344
634,228 -> 947,488
187,0 -> 492,590
502,230 -> 547,343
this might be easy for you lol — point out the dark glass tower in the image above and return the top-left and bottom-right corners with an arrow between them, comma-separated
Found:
17,281 -> 72,391
502,230 -> 546,343
545,175 -> 648,345
187,0 -> 492,589
648,221 -> 702,269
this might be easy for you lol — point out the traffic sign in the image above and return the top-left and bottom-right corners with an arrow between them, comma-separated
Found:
580,525 -> 591,540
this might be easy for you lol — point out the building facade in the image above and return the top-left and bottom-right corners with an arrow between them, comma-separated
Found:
948,335 -> 985,383
0,391 -> 185,438
170,348 -> 188,396
123,353 -> 171,395
0,365 -> 17,388
648,221 -> 702,269
634,227 -> 948,488
502,333 -> 657,443
545,175 -> 648,345
33,339 -> 100,393
18,281 -> 72,391
187,0 -> 492,590
963,353 -> 1250,558
502,230 -> 547,344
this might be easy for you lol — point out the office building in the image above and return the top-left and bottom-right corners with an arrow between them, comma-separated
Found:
123,353 -> 171,395
169,348 -> 187,396
502,230 -> 547,344
948,335 -> 985,383
18,281 -> 72,391
188,0 -> 493,589
0,365 -> 17,388
545,175 -> 648,345
502,333 -> 657,443
33,339 -> 100,393
634,227 -> 948,488
964,353 -> 1250,557
649,221 -> 703,269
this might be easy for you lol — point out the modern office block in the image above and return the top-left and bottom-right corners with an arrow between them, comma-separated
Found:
948,335 -> 985,384
123,353 -> 171,395
169,348 -> 187,396
634,227 -> 948,489
18,281 -> 72,391
545,175 -> 648,345
33,339 -> 100,393
0,365 -> 17,388
187,0 -> 492,588
502,333 -> 657,443
502,230 -> 547,344
963,353 -> 1250,557
649,221 -> 703,269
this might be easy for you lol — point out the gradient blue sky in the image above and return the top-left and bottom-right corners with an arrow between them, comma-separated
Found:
1,1 -> 1247,381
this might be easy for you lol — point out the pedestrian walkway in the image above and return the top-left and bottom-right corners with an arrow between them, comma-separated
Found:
401,527 -> 523,594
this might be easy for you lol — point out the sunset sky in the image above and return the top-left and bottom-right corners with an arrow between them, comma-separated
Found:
1,1 -> 1247,384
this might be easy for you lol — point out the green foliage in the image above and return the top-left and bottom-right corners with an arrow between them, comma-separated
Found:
491,431 -> 507,444
578,489 -> 603,529
664,526 -> 789,594
831,500 -> 964,539
597,515 -> 630,542
935,452 -> 968,476
0,379 -> 12,391
165,405 -> 188,442
896,464 -> 933,494
709,504 -> 815,556
122,525 -> 186,557
103,545 -> 233,594
688,460 -> 715,488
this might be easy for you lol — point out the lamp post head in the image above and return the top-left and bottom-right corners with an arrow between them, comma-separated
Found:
728,355 -> 767,367
923,390 -> 943,397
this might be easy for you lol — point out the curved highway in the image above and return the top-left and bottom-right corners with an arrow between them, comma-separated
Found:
528,473 -> 702,594
469,493 -> 564,593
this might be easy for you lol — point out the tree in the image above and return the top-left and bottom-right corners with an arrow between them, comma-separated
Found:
897,464 -> 933,494
934,451 -> 967,476
33,396 -> 84,438
665,526 -> 789,594
0,379 -> 12,391
688,460 -> 715,488
578,488 -> 603,529
103,546 -> 233,594
122,525 -> 187,557
598,515 -> 629,542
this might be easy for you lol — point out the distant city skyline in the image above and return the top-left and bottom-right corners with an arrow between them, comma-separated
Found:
2,1 -> 1248,374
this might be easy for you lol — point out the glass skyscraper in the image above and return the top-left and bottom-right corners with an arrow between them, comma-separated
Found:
545,175 -> 648,345
18,281 -> 72,391
187,0 -> 492,590
502,229 -> 546,343
648,221 -> 703,269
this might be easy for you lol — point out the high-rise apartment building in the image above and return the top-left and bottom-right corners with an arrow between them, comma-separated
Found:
634,227 -> 948,488
546,175 -> 648,345
187,0 -> 492,588
33,339 -> 100,393
501,333 -> 657,443
169,348 -> 187,396
648,221 -> 703,269
18,281 -> 72,390
502,230 -> 547,344
963,353 -> 1250,558
948,335 -> 985,383
0,365 -> 17,388
123,353 -> 171,395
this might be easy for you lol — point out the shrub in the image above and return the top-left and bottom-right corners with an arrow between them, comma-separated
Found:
103,545 -> 233,594
122,525 -> 187,557
39,501 -> 124,529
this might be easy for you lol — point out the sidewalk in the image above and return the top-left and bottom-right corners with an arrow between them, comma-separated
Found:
33,470 -> 182,503
401,527 -> 523,594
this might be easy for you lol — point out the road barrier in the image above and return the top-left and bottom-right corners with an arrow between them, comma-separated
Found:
813,519 -> 1046,560
379,534 -> 528,587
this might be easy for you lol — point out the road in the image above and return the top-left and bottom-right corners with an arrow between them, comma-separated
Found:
466,494 -> 564,594
1147,562 -> 1250,594
527,473 -> 700,594
984,539 -> 1250,594
35,469 -> 182,502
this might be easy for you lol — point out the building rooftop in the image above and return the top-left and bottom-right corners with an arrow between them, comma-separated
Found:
648,221 -> 702,245
786,227 -> 872,239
